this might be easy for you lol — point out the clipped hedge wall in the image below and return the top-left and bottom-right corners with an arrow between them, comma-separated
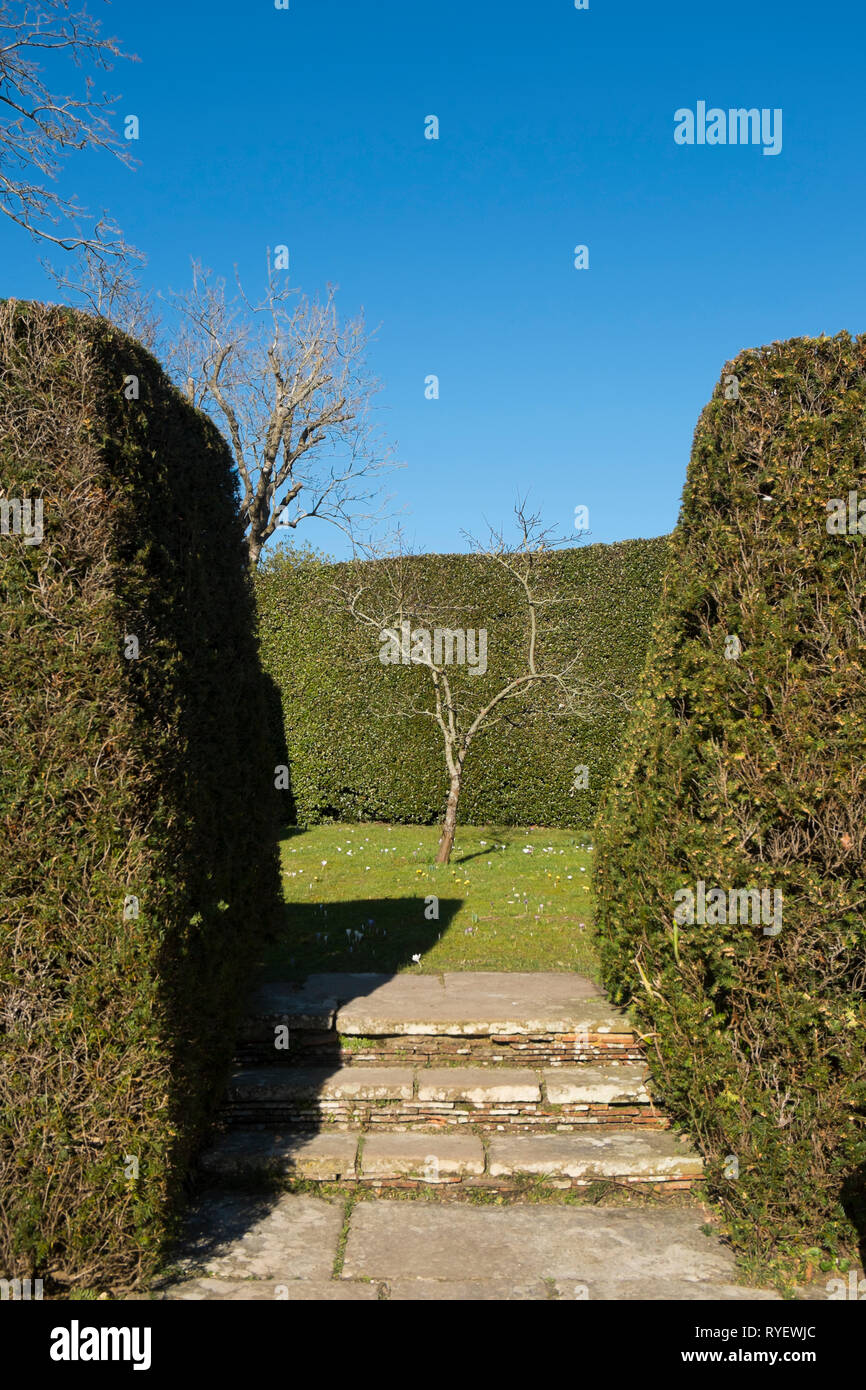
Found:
595,333 -> 866,1270
257,536 -> 668,829
0,302 -> 282,1293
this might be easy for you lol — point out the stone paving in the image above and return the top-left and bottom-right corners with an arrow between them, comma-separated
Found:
149,1192 -> 782,1301
151,972 -> 834,1302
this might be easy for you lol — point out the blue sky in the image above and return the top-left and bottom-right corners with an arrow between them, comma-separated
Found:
5,0 -> 865,558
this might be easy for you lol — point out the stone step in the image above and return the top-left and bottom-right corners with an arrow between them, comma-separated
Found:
487,1130 -> 703,1183
222,1062 -> 656,1131
228,1066 -> 416,1102
417,1066 -> 541,1102
237,972 -> 643,1068
242,972 -> 625,1037
200,1125 -> 702,1189
201,1130 -> 357,1182
362,1132 -> 484,1180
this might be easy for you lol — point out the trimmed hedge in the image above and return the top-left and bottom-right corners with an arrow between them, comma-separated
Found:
257,537 -> 669,829
0,302 -> 282,1293
595,333 -> 866,1271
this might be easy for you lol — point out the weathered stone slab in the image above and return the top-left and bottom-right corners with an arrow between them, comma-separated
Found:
417,1067 -> 540,1103
227,1066 -> 414,1102
384,1279 -> 554,1300
335,972 -> 619,1036
360,1132 -> 484,1180
169,1193 -> 344,1280
383,1277 -> 779,1301
488,1129 -> 703,1180
239,981 -> 337,1034
342,1201 -> 745,1285
200,1130 -> 357,1181
304,973 -> 393,997
154,1277 -> 380,1301
150,1272 -> 778,1301
543,1064 -> 650,1105
570,1279 -> 780,1301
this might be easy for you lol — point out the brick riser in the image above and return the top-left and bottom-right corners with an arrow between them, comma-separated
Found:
333,1177 -> 697,1194
223,1104 -> 668,1131
202,1166 -> 696,1195
235,1032 -> 644,1068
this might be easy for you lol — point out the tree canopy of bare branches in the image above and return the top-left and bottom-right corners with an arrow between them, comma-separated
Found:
43,240 -> 158,346
166,259 -> 397,567
0,0 -> 138,257
42,249 -> 398,566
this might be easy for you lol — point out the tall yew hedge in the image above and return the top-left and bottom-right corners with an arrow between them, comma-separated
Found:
256,537 -> 668,830
595,333 -> 866,1272
0,303 -> 282,1293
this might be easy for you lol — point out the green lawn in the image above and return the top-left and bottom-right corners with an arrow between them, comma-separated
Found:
260,822 -> 600,982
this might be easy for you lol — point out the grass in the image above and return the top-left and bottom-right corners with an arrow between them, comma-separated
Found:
259,822 -> 599,981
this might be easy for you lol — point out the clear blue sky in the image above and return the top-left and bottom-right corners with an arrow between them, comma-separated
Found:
5,0 -> 865,558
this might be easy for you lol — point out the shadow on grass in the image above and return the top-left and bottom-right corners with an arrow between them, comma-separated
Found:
260,895 -> 464,981
263,671 -> 296,827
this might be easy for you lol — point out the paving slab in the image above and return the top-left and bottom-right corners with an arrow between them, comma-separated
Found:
417,1066 -> 541,1103
488,1129 -> 703,1180
334,971 -> 618,1036
168,1193 -> 343,1281
543,1064 -> 650,1105
384,1279 -> 556,1300
200,1129 -> 358,1181
341,1200 -> 756,1288
148,1273 -> 779,1301
360,1131 -> 485,1179
383,1277 -> 779,1301
239,980 -> 338,1033
569,1279 -> 780,1301
227,1066 -> 414,1102
303,972 -> 394,993
154,1278 -> 380,1301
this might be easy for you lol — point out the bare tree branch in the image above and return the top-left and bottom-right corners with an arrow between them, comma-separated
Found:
41,240 -> 159,347
165,256 -> 399,566
0,1 -> 140,258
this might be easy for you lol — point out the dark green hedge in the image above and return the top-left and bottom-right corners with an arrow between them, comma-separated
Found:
256,537 -> 668,829
595,333 -> 866,1274
0,302 -> 282,1293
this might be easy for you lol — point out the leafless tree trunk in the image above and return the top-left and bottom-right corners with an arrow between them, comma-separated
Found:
341,506 -> 616,865
0,0 -> 139,258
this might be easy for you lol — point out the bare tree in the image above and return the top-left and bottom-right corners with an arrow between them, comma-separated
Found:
41,250 -> 397,565
341,507 -> 619,864
166,258 -> 396,567
0,0 -> 138,257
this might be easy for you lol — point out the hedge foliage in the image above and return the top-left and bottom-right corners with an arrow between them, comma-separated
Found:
0,302 -> 283,1293
256,536 -> 668,830
595,333 -> 866,1270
